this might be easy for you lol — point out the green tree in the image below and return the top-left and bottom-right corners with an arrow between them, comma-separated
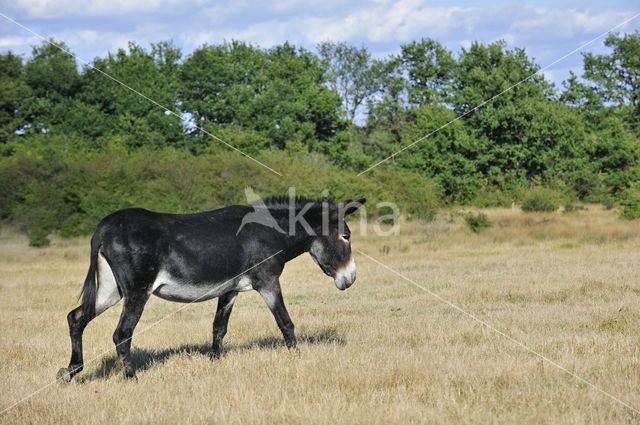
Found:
180,41 -> 342,152
558,32 -> 640,197
80,41 -> 184,149
317,41 -> 377,122
582,31 -> 640,108
19,40 -> 81,135
367,56 -> 409,133
400,38 -> 455,106
585,114 -> 639,195
398,104 -> 480,201
0,51 -> 30,144
260,43 -> 343,150
179,41 -> 266,135
581,31 -> 640,130
560,71 -> 602,111
451,41 -> 553,185
151,40 -> 182,82
361,56 -> 410,159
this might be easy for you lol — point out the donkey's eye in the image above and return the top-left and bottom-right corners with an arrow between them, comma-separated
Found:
340,233 -> 350,241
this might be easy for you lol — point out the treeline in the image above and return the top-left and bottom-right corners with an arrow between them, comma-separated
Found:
1,33 -> 639,244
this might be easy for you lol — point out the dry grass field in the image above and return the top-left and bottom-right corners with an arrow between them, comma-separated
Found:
1,206 -> 640,424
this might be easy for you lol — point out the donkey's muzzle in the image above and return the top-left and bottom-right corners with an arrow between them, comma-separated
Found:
334,257 -> 356,290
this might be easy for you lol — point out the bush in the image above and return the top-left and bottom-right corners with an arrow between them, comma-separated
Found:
620,189 -> 640,220
521,187 -> 564,212
563,203 -> 587,214
471,187 -> 506,208
464,212 -> 492,232
28,228 -> 50,247
377,205 -> 399,225
0,148 -> 442,240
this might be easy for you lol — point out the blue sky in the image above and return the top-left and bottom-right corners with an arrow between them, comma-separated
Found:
1,0 -> 639,87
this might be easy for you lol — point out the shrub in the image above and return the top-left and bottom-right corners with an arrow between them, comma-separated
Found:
28,228 -> 50,247
471,186 -> 508,208
563,203 -> 586,214
521,187 -> 563,212
377,205 -> 399,225
620,189 -> 640,220
0,148 -> 442,241
464,212 -> 492,232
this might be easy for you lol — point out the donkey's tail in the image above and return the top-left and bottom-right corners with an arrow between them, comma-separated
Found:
79,234 -> 101,319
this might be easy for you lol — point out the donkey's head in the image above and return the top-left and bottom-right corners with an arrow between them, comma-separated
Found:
309,198 -> 366,290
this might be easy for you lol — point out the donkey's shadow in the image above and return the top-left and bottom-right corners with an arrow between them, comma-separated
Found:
80,327 -> 345,382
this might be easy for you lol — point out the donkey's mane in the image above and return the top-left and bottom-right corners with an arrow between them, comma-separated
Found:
257,195 -> 335,211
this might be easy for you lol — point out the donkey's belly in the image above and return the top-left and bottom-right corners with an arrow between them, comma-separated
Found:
150,270 -> 253,302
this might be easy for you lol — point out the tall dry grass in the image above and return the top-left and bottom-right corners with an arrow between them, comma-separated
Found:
1,206 -> 639,424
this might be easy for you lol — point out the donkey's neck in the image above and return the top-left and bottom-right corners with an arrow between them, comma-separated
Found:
279,229 -> 314,262
265,204 -> 324,262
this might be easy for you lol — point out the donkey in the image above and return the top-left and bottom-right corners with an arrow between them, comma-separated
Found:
57,196 -> 365,381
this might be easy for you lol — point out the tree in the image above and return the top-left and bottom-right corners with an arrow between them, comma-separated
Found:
582,31 -> 640,108
0,51 -> 30,143
451,41 -> 554,184
581,31 -> 640,130
259,43 -> 343,150
19,40 -> 81,135
151,40 -> 182,82
180,41 -> 342,152
317,41 -> 377,123
398,105 -> 480,201
179,41 -> 266,134
559,71 -> 602,111
367,56 -> 408,131
80,41 -> 184,149
362,56 -> 410,158
400,38 -> 455,106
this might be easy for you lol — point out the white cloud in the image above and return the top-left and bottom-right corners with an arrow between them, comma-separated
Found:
5,1 -> 637,49
0,34 -> 38,49
63,30 -> 131,60
8,0 -> 187,19
230,20 -> 293,47
506,7 -> 631,41
181,1 -> 634,55
318,2 -> 630,46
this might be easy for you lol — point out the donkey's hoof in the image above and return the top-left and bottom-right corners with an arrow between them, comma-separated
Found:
57,368 -> 73,383
123,369 -> 138,381
124,374 -> 138,382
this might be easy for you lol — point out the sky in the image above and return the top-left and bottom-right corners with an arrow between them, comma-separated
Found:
1,0 -> 639,87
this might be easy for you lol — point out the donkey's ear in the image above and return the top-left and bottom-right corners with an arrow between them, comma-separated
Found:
341,198 -> 366,216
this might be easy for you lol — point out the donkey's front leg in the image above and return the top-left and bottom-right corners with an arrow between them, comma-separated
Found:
257,281 -> 296,349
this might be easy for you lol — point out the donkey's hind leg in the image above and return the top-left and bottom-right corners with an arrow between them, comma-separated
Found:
212,291 -> 238,359
57,306 -> 92,382
113,292 -> 149,379
58,252 -> 122,382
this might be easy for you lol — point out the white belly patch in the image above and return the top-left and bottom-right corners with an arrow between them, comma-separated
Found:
150,271 -> 253,302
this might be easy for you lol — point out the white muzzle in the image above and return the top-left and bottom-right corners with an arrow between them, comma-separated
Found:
334,257 -> 356,290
